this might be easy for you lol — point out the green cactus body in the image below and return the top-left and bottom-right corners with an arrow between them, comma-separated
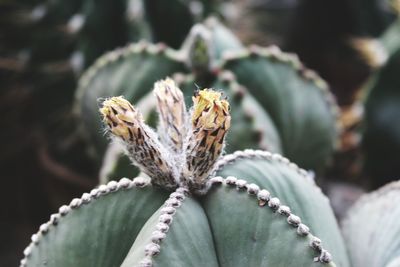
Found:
218,45 -> 339,172
75,18 -> 339,174
75,43 -> 186,156
342,181 -> 400,267
21,80 -> 349,267
20,152 -> 350,267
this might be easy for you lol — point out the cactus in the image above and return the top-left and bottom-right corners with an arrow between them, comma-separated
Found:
75,18 -> 339,176
342,181 -> 400,267
21,80 -> 350,267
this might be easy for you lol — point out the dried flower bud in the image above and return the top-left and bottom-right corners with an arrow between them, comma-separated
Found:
154,78 -> 188,154
100,96 -> 178,188
183,89 -> 231,189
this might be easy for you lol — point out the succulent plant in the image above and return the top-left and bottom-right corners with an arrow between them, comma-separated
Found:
75,18 -> 339,178
342,180 -> 400,267
21,79 -> 350,267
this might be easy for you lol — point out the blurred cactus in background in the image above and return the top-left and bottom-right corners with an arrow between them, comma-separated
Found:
2,0 -> 400,266
75,18 -> 339,182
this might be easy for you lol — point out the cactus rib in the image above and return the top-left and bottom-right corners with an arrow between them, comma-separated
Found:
75,41 -> 182,102
73,41 -> 185,156
19,177 -> 152,267
212,149 -> 315,185
139,187 -> 189,266
203,176 -> 336,265
219,45 -> 343,146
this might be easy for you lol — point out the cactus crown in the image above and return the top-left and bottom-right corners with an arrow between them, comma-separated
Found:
100,78 -> 230,193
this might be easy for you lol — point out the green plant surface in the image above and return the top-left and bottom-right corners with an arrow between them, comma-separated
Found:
206,151 -> 350,267
23,179 -> 168,267
75,43 -> 186,155
21,150 -> 350,267
342,181 -> 400,267
76,19 -> 339,176
121,195 -> 219,267
220,46 -> 339,172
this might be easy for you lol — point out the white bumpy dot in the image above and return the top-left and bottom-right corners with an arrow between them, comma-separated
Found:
31,233 -> 39,244
225,176 -> 237,185
236,179 -> 247,189
288,162 -> 298,170
156,223 -> 169,233
209,176 -> 224,185
175,187 -> 189,195
257,189 -> 271,201
107,180 -> 118,191
98,184 -> 109,195
268,197 -> 280,210
23,245 -> 32,256
310,237 -> 322,251
39,223 -> 49,234
287,214 -> 301,227
50,213 -> 60,225
151,231 -> 167,244
90,188 -> 100,198
170,192 -> 185,200
81,193 -> 91,204
297,223 -> 310,236
20,259 -> 27,266
59,205 -> 70,216
70,198 -> 82,209
264,151 -> 272,158
223,154 -> 237,163
118,178 -> 131,189
272,154 -> 283,161
319,249 -> 332,263
140,258 -> 153,267
278,205 -> 291,216
133,177 -> 147,187
299,169 -> 308,177
159,214 -> 173,224
247,183 -> 260,195
234,150 -> 246,158
165,198 -> 180,207
281,157 -> 290,164
160,206 -> 176,215
145,243 -> 160,256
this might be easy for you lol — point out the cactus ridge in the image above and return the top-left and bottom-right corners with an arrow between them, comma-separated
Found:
19,177 -> 152,267
130,175 -> 336,266
212,149 -> 316,185
20,150 -> 342,266
218,45 -> 343,142
205,176 -> 336,266
342,180 -> 400,267
139,187 -> 189,266
75,41 -> 182,115
73,41 -> 186,157
343,180 -> 400,217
